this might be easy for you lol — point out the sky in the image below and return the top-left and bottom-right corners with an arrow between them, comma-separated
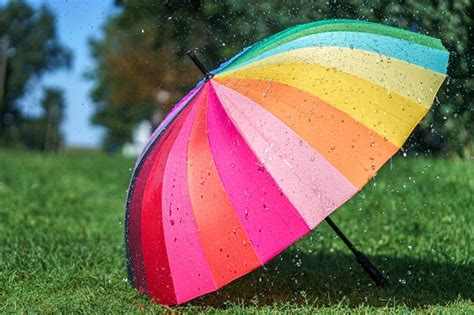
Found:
21,0 -> 117,147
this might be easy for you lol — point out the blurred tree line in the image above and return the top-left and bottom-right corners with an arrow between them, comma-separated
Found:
89,0 -> 472,156
0,1 -> 70,152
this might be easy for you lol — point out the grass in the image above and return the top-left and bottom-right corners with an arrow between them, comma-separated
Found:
0,149 -> 472,313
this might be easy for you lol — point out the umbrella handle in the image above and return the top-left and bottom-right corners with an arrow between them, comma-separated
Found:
325,217 -> 389,287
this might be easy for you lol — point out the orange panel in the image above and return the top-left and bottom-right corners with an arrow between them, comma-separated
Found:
216,78 -> 399,189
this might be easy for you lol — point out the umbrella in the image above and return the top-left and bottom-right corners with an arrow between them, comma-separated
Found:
125,19 -> 449,305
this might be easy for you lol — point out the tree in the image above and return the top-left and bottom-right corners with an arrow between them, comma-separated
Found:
89,0 -> 472,155
19,87 -> 65,153
41,87 -> 65,152
0,1 -> 71,146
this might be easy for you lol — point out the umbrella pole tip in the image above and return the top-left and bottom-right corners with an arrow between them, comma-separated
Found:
187,49 -> 213,81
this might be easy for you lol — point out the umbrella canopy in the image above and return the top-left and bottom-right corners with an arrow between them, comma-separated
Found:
125,19 -> 449,305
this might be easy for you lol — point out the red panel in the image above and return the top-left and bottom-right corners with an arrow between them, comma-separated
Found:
139,94 -> 200,304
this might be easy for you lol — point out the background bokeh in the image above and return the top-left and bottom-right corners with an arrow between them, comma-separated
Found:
1,1 -> 473,313
0,0 -> 472,156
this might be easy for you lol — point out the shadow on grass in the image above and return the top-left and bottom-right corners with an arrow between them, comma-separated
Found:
191,250 -> 473,308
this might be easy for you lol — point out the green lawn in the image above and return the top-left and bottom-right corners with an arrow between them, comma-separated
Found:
0,149 -> 472,313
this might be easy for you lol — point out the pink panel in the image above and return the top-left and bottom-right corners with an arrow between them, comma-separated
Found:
161,84 -> 217,303
206,84 -> 310,264
213,82 -> 358,228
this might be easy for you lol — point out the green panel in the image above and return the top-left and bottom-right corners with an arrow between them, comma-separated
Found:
220,19 -> 446,73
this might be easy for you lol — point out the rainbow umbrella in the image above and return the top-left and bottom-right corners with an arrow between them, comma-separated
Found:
125,19 -> 449,305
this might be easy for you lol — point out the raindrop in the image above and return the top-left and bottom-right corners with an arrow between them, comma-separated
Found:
295,259 -> 302,267
256,162 -> 265,172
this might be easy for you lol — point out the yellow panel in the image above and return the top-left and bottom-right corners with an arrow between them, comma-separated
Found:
220,47 -> 445,108
217,62 -> 429,147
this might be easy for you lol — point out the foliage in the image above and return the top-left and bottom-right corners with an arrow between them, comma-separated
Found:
89,0 -> 472,154
0,150 -> 472,312
0,0 -> 71,147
